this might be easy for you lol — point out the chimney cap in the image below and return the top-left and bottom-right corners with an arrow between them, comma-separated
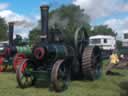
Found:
40,5 -> 49,9
8,22 -> 14,25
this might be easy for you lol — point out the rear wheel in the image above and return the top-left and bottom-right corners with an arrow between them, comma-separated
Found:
16,59 -> 35,88
82,46 -> 102,80
13,53 -> 26,71
51,59 -> 70,92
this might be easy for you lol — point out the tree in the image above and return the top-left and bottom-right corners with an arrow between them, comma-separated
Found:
29,28 -> 41,44
116,40 -> 122,49
49,4 -> 91,44
0,17 -> 8,41
29,4 -> 91,44
91,25 -> 116,36
14,34 -> 28,46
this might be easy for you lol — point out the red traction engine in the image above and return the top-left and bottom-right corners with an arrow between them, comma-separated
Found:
0,22 -> 32,72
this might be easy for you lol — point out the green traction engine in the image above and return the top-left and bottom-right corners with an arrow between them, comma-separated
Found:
16,5 -> 102,92
0,22 -> 32,72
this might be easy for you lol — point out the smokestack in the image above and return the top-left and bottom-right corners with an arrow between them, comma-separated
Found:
8,22 -> 14,46
40,5 -> 49,41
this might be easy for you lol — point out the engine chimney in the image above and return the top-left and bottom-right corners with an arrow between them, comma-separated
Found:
8,22 -> 14,46
40,5 -> 49,41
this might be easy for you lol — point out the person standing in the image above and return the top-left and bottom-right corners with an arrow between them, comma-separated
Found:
106,50 -> 119,75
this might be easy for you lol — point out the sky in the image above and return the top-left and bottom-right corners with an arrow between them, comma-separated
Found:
0,0 -> 128,39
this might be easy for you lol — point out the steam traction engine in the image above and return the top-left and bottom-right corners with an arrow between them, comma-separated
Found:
16,5 -> 102,92
0,22 -> 32,72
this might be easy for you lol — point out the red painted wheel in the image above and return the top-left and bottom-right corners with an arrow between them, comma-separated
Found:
16,59 -> 35,88
13,53 -> 26,71
0,56 -> 4,72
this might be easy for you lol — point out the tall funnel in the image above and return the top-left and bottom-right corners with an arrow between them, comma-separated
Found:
8,22 -> 14,46
40,5 -> 49,41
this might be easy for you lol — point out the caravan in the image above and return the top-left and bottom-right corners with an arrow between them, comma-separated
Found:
89,35 -> 116,58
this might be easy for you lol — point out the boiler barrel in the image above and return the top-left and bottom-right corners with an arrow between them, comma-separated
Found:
16,46 -> 32,56
46,44 -> 74,62
34,44 -> 74,61
47,44 -> 67,60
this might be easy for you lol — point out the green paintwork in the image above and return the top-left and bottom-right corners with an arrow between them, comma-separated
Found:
32,70 -> 50,81
16,45 -> 32,56
46,44 -> 67,61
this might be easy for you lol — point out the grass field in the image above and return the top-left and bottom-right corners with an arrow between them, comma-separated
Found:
0,61 -> 128,96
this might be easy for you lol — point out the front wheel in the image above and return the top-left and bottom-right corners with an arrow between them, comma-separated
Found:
16,59 -> 35,88
13,53 -> 26,72
51,59 -> 71,92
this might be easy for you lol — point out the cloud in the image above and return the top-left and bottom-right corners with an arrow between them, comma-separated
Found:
14,28 -> 31,38
118,4 -> 128,12
73,0 -> 128,40
0,10 -> 38,38
104,17 -> 128,39
73,0 -> 128,19
0,10 -> 32,26
0,3 -> 9,10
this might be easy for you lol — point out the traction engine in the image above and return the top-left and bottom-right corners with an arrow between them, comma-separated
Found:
16,5 -> 102,92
